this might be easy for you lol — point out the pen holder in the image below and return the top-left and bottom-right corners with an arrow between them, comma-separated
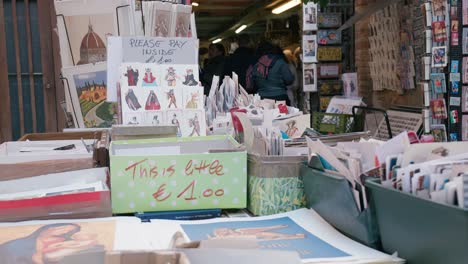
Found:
300,162 -> 381,249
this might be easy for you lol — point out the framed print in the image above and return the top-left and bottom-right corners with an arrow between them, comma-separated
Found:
317,30 -> 342,45
317,47 -> 342,62
432,21 -> 447,43
318,13 -> 342,28
303,63 -> 317,92
317,64 -> 341,78
463,115 -> 468,140
462,86 -> 468,112
431,46 -> 447,67
318,80 -> 343,96
303,2 -> 318,31
62,62 -> 116,128
302,35 -> 317,63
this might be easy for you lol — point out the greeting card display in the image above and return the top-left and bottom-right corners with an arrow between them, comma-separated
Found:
317,47 -> 342,62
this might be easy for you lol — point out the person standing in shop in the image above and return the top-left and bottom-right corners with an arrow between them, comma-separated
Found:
225,34 -> 254,89
283,49 -> 299,107
246,41 -> 294,105
202,43 -> 226,95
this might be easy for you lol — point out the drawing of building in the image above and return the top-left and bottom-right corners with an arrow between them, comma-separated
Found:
77,22 -> 106,65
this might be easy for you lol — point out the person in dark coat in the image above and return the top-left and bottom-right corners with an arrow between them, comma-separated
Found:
202,43 -> 226,95
225,34 -> 254,89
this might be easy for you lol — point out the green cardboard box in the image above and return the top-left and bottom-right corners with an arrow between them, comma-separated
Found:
110,135 -> 247,214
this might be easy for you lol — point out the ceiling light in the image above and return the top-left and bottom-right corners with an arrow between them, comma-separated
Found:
272,0 -> 301,14
235,25 -> 247,34
212,38 -> 222,44
192,2 -> 199,7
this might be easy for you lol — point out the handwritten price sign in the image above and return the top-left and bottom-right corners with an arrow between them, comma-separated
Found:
110,149 -> 247,214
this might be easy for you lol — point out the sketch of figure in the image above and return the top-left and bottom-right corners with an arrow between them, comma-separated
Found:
125,89 -> 141,111
152,115 -> 160,125
207,225 -> 305,241
124,66 -> 139,86
175,17 -> 189,37
154,15 -> 169,37
127,116 -> 139,125
142,68 -> 157,86
145,90 -> 161,110
0,223 -> 104,264
185,92 -> 200,109
285,120 -> 299,138
171,113 -> 181,137
189,113 -> 200,137
165,67 -> 179,86
183,69 -> 198,86
166,89 -> 178,108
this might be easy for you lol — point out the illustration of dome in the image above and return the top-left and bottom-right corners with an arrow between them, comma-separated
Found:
77,22 -> 107,65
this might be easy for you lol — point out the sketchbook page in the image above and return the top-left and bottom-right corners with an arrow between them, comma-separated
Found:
147,209 -> 403,263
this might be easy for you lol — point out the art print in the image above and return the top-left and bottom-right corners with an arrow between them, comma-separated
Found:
166,110 -> 183,137
144,111 -> 165,126
318,13 -> 342,28
303,2 -> 318,31
450,109 -> 459,124
431,125 -> 447,142
464,0 -> 468,25
0,221 -> 115,263
451,6 -> 458,17
317,64 -> 341,78
432,21 -> 447,43
463,115 -> 468,140
123,65 -> 140,87
62,63 -> 116,128
183,86 -> 204,109
318,81 -> 343,96
342,73 -> 358,97
450,96 -> 461,106
179,65 -> 200,86
463,57 -> 468,83
54,0 -> 119,67
164,67 -> 182,87
124,112 -> 143,125
462,86 -> 468,111
452,21 -> 459,46
123,87 -> 142,111
152,2 -> 173,37
180,217 -> 350,260
430,73 -> 446,93
430,98 -> 448,119
431,46 -> 447,67
144,90 -> 162,110
317,30 -> 342,45
432,0 -> 447,17
164,88 -> 182,109
303,63 -> 317,92
302,35 -> 317,63
174,5 -> 192,37
182,110 -> 207,137
142,66 -> 159,87
317,47 -> 342,62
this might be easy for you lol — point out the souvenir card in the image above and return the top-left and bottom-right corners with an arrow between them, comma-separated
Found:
342,73 -> 358,97
317,64 -> 341,78
452,82 -> 461,95
162,66 -> 183,87
452,21 -> 459,46
317,47 -> 342,62
317,30 -> 342,45
451,6 -> 458,17
143,89 -> 165,111
462,86 -> 468,111
318,13 -> 342,28
177,65 -> 200,87
320,96 -> 333,112
430,73 -> 447,93
463,115 -> 468,140
450,132 -> 459,141
123,112 -> 144,125
463,28 -> 468,55
303,63 -> 317,92
303,1 -> 318,31
173,4 -> 192,37
464,0 -> 468,25
318,80 -> 343,96
122,65 -> 141,87
61,63 -> 116,129
302,35 -> 317,63
430,98 -> 448,119
182,109 -> 207,137
141,65 -> 160,87
432,21 -> 447,43
450,73 -> 461,82
431,124 -> 448,142
166,109 -> 183,137
183,86 -> 204,110
144,110 -> 165,126
432,46 -> 447,67
463,57 -> 468,83
432,0 -> 447,17
122,87 -> 143,112
163,87 -> 183,109
152,1 -> 173,37
450,96 -> 461,106
452,60 -> 460,73
450,109 -> 460,124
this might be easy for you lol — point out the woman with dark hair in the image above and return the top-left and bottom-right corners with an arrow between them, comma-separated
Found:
0,223 -> 103,264
246,41 -> 295,105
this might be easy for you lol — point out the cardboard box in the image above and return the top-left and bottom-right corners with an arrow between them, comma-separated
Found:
110,135 -> 247,214
111,125 -> 177,141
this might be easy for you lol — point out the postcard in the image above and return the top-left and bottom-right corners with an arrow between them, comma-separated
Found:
432,21 -> 447,43
275,114 -> 310,139
317,64 -> 341,78
318,81 -> 343,96
303,63 -> 317,92
122,87 -> 143,112
61,63 -> 116,128
177,65 -> 200,87
318,13 -> 342,28
342,73 -> 358,97
183,86 -> 204,110
432,0 -> 447,17
431,124 -> 447,142
163,87 -> 183,110
462,86 -> 468,111
166,110 -> 183,137
450,109 -> 460,124
144,89 -> 165,111
432,46 -> 447,67
162,66 -> 183,87
302,35 -> 317,63
317,30 -> 342,45
317,47 -> 342,62
464,0 -> 468,25
303,2 -> 318,31
182,109 -> 207,137
452,21 -> 459,46
463,57 -> 468,83
463,115 -> 468,140
144,111 -> 165,126
430,73 -> 447,93
430,98 -> 448,119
